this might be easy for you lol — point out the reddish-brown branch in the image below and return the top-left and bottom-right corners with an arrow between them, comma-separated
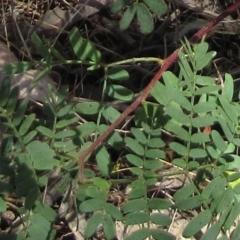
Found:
78,0 -> 240,183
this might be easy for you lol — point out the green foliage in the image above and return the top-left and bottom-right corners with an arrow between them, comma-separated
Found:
111,0 -> 167,34
1,17 -> 240,240
149,41 -> 240,239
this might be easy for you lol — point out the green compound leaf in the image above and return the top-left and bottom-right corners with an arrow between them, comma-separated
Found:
0,197 -> 7,212
193,42 -> 215,70
104,202 -> 123,220
98,124 -> 123,150
143,0 -> 167,16
36,126 -> 54,138
223,73 -> 234,101
26,141 -> 59,170
56,86 -> 68,105
75,101 -> 100,115
165,105 -> 190,125
15,161 -> 38,197
131,179 -> 145,188
175,196 -> 202,210
121,199 -> 147,213
218,116 -> 234,142
129,167 -> 143,176
230,222 -> 240,240
95,146 -> 111,177
54,130 -> 76,139
84,212 -> 102,238
178,51 -> 194,85
188,161 -> 199,170
102,214 -> 115,240
143,170 -> 156,179
124,212 -> 150,225
219,204 -> 233,226
33,201 -> 57,222
126,154 -> 143,167
207,177 -> 227,199
54,140 -> 80,152
105,84 -> 133,101
145,149 -> 165,159
194,85 -> 220,95
92,177 -> 110,191
173,158 -> 187,168
107,68 -> 129,81
87,64 -> 101,71
151,229 -> 175,240
164,121 -> 190,141
192,115 -> 216,128
189,148 -> 207,158
6,87 -> 19,115
28,213 -> 55,240
219,95 -> 238,124
163,71 -> 179,90
195,75 -> 215,85
144,159 -> 162,169
120,2 -> 137,31
217,235 -> 229,240
124,228 -> 150,240
224,202 -> 240,230
25,187 -> 39,210
0,76 -> 11,107
125,137 -> 144,156
137,3 -> 154,34
110,0 -> 131,13
131,127 -> 147,144
173,183 -> 196,201
233,138 -> 240,146
193,42 -> 209,62
30,68 -> 52,92
200,223 -> 221,240
170,142 -> 188,156
206,145 -> 219,159
102,105 -> 121,123
128,187 -> 145,199
148,198 -> 171,210
150,213 -> 171,226
13,98 -> 29,126
210,190 -> 226,213
31,32 -> 51,62
147,138 -> 165,148
3,61 -> 33,75
215,187 -> 234,213
69,27 -> 101,62
173,93 -> 192,111
183,209 -> 212,238
191,132 -> 210,143
86,186 -> 107,200
211,130 -> 226,152
193,101 -> 217,113
80,199 -> 104,212
151,82 -> 172,105
24,132 -> 38,147
19,114 -> 35,136
42,102 -> 55,120
82,40 -> 101,62
75,121 -> 96,138
196,51 -> 216,70
57,103 -> 74,117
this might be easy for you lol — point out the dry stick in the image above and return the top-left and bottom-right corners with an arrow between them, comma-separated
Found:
78,0 -> 240,183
